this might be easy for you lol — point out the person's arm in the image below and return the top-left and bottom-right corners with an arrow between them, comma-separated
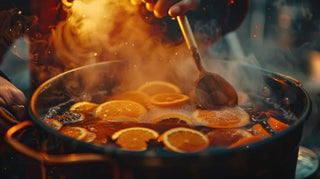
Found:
136,0 -> 250,46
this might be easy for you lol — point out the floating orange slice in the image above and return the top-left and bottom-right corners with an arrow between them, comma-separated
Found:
70,101 -> 99,114
228,135 -> 264,148
192,106 -> 250,128
207,128 -> 252,147
160,127 -> 209,153
150,93 -> 189,107
84,132 -> 97,143
137,80 -> 182,96
96,100 -> 146,119
43,119 -> 62,130
60,126 -> 89,141
99,116 -> 138,123
109,90 -> 150,107
152,113 -> 194,127
268,117 -> 289,132
252,123 -> 271,137
111,127 -> 159,151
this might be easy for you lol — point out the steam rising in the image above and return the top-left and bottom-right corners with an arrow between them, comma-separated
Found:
51,0 -> 198,93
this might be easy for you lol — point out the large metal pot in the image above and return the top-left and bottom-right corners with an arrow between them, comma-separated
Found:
5,60 -> 311,178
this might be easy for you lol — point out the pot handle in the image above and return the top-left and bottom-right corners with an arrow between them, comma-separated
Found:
5,120 -> 120,178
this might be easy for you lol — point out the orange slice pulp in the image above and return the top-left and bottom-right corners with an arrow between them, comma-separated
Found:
69,101 -> 99,114
152,113 -> 194,127
192,106 -> 250,128
150,93 -> 189,107
160,127 -> 209,153
111,127 -> 159,151
96,100 -> 146,119
59,126 -> 89,141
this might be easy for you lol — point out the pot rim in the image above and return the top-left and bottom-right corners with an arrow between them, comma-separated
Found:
28,60 -> 312,158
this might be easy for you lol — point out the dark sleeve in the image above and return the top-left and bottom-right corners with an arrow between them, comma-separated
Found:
139,0 -> 250,46
193,0 -> 250,35
0,70 -> 10,82
187,0 -> 250,45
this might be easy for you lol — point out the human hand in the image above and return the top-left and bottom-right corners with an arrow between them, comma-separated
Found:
132,0 -> 200,18
0,76 -> 27,115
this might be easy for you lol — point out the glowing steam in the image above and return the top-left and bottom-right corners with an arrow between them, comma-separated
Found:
51,0 -> 197,93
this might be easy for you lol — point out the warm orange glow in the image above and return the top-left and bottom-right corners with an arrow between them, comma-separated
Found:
50,0 -> 197,92
228,0 -> 235,5
309,51 -> 320,82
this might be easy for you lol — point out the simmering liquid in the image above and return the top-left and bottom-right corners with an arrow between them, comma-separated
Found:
42,90 -> 296,152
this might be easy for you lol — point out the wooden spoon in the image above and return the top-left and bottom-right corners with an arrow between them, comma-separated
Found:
177,15 -> 237,109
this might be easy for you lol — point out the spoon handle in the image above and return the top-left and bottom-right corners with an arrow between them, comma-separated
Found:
177,15 -> 204,72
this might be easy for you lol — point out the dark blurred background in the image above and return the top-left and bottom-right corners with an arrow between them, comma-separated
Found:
0,0 -> 320,178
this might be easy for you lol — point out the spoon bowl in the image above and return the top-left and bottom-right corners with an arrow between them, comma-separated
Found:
177,15 -> 238,109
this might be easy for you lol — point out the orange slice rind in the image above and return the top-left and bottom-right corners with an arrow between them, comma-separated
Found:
252,123 -> 271,137
150,93 -> 189,107
268,117 -> 289,132
137,80 -> 182,96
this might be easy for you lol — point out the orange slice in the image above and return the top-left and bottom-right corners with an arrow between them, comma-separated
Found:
268,117 -> 289,132
228,135 -> 264,148
252,123 -> 271,137
207,128 -> 252,147
150,93 -> 189,107
60,126 -> 89,141
99,116 -> 138,123
152,113 -> 194,127
137,80 -> 182,96
84,132 -> 97,143
70,101 -> 99,114
112,127 -> 159,151
109,90 -> 150,107
96,100 -> 146,119
160,127 -> 209,153
192,106 -> 250,128
43,119 -> 62,130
